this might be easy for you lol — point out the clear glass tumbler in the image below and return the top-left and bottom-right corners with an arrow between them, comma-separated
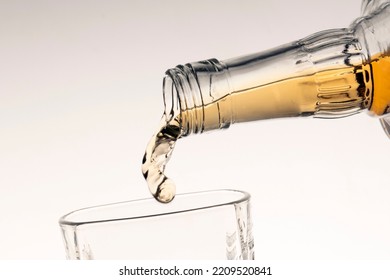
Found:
59,189 -> 254,260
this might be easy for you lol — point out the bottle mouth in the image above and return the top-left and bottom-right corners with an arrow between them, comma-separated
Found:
163,59 -> 233,136
162,72 -> 180,123
163,64 -> 206,136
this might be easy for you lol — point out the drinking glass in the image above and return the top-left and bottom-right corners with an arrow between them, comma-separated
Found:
59,189 -> 254,260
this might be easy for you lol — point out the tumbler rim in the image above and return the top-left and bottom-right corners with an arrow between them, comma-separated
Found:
59,189 -> 250,227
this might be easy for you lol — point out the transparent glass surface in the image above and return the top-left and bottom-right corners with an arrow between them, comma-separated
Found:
59,189 -> 254,260
163,0 -> 390,137
362,0 -> 390,15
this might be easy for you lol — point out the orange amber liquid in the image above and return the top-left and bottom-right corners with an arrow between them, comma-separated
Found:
370,56 -> 390,115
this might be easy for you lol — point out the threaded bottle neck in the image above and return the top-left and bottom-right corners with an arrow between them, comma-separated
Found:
163,59 -> 232,136
163,28 -> 371,137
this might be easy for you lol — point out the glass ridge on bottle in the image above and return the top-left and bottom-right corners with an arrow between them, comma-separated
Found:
143,1 -> 390,203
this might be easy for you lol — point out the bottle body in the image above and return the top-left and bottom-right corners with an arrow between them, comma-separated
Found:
163,2 -> 390,137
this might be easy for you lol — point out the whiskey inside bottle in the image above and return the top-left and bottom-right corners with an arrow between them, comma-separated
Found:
371,56 -> 390,115
142,55 -> 390,203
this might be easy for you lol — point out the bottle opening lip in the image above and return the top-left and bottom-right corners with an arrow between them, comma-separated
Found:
162,72 -> 180,122
163,65 -> 203,135
163,59 -> 233,135
59,189 -> 250,227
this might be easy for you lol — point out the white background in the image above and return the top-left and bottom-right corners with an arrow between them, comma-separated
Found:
1,0 -> 390,259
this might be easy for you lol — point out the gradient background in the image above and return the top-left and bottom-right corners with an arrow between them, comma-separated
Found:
1,0 -> 390,259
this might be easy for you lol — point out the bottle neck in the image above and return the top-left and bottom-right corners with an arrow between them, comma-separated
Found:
163,59 -> 232,136
223,29 -> 372,120
164,29 -> 372,136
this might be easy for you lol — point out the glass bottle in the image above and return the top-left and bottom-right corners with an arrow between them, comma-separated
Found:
143,0 -> 390,203
163,0 -> 390,138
